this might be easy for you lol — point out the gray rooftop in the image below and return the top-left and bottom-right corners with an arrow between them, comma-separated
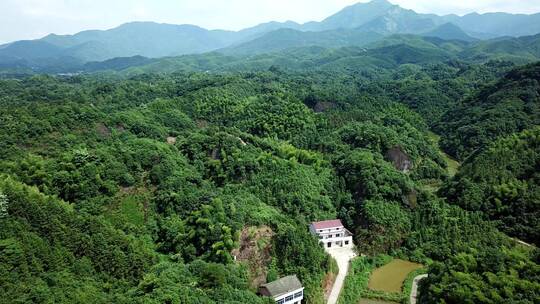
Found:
260,275 -> 303,297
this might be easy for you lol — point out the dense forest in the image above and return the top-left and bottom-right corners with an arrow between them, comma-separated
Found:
1,36 -> 539,303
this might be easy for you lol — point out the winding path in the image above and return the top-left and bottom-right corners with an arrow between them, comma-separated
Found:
409,274 -> 428,304
513,238 -> 535,248
326,247 -> 357,304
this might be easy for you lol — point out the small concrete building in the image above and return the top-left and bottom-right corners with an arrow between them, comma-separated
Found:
259,275 -> 304,304
309,219 -> 353,248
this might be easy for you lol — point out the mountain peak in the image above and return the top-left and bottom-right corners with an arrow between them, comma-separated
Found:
317,0 -> 397,30
368,0 -> 393,5
347,0 -> 395,9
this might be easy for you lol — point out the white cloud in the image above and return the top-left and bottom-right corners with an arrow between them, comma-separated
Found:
0,0 -> 539,43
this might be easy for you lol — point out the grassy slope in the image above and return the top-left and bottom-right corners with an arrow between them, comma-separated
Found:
427,132 -> 460,177
417,132 -> 460,193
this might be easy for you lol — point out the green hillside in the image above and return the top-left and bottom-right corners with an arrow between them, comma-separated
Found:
461,33 -> 540,62
113,34 -> 540,76
441,128 -> 540,245
423,23 -> 477,42
435,62 -> 540,160
1,55 -> 539,303
222,28 -> 382,55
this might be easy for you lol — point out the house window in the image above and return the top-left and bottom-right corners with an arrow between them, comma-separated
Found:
345,240 -> 349,245
294,291 -> 303,298
285,294 -> 294,301
327,242 -> 331,248
276,299 -> 284,304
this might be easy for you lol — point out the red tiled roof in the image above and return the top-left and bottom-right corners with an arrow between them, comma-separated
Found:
311,219 -> 343,230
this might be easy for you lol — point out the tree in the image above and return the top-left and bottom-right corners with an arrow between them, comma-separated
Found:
186,198 -> 238,263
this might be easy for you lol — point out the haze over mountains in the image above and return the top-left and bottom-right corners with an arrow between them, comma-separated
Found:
1,0 -> 540,72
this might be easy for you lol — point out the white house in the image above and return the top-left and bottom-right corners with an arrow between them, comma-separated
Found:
309,219 -> 353,248
259,275 -> 304,304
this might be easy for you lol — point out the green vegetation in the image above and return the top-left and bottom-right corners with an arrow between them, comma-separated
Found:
338,256 -> 393,304
338,256 -> 422,304
401,268 -> 428,304
436,62 -> 540,160
419,246 -> 540,303
441,127 -> 540,245
427,132 -> 460,177
0,40 -> 539,303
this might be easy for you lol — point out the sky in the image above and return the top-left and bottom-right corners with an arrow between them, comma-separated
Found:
1,0 -> 540,44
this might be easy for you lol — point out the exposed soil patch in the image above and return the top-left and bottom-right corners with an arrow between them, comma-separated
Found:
385,147 -> 412,172
196,119 -> 209,128
232,226 -> 275,289
96,122 -> 111,137
115,124 -> 126,133
314,101 -> 336,113
402,190 -> 418,208
323,272 -> 337,301
120,186 -> 135,194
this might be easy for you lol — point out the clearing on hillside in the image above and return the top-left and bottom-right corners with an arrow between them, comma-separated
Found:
427,131 -> 460,177
231,226 -> 275,288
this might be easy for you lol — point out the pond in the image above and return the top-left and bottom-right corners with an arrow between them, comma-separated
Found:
367,259 -> 422,293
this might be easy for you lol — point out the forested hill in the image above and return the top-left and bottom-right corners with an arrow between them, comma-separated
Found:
54,30 -> 540,76
3,32 -> 539,75
1,57 -> 539,302
441,127 -> 540,245
436,62 -> 540,160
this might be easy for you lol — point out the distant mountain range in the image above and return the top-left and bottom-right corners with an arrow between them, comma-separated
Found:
94,33 -> 538,76
1,0 -> 539,72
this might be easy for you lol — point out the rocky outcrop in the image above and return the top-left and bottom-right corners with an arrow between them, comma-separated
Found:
313,101 -> 336,113
386,146 -> 412,172
402,189 -> 418,208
